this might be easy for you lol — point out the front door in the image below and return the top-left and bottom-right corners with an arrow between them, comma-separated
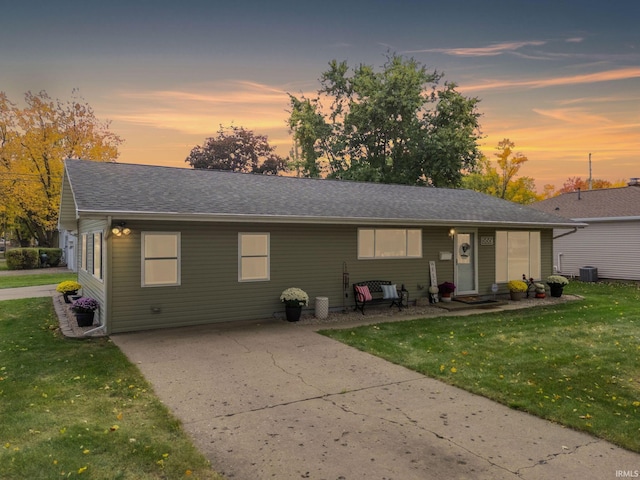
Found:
455,230 -> 477,295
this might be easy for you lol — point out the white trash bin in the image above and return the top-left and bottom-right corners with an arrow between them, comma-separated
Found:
315,297 -> 329,319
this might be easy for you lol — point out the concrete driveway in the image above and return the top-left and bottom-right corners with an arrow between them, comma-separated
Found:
111,316 -> 640,479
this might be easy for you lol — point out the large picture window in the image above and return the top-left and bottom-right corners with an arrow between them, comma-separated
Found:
358,228 -> 422,259
239,233 -> 270,281
495,231 -> 541,282
142,232 -> 181,287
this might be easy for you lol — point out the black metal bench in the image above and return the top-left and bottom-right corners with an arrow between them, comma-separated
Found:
353,280 -> 406,315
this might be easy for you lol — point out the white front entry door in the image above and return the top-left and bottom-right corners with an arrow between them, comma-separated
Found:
455,230 -> 478,295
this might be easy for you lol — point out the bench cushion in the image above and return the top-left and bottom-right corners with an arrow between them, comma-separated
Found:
354,285 -> 372,302
381,284 -> 399,299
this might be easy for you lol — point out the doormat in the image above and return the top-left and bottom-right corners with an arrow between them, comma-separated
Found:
454,296 -> 500,305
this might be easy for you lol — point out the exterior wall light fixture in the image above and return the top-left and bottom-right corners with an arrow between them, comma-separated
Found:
448,228 -> 456,239
111,222 -> 131,237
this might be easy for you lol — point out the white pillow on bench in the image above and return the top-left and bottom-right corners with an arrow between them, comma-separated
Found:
381,284 -> 399,299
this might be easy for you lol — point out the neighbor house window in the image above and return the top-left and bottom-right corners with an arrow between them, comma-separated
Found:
92,232 -> 103,280
80,234 -> 87,271
495,231 -> 540,282
142,232 -> 181,287
239,233 -> 270,281
358,228 -> 422,259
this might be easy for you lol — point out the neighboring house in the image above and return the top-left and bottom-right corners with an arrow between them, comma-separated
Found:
530,179 -> 640,281
58,229 -> 78,271
58,159 -> 582,334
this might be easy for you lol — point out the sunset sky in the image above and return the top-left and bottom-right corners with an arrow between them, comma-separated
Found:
2,0 -> 639,190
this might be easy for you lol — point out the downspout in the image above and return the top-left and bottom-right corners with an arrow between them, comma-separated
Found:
553,227 -> 577,240
84,307 -> 106,336
553,227 -> 579,275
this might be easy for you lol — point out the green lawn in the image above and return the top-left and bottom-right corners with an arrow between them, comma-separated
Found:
0,297 -> 224,479
320,281 -> 640,453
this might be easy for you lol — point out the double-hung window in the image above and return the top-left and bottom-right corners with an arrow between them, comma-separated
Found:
495,231 -> 540,282
239,233 -> 270,281
142,232 -> 181,287
358,228 -> 422,259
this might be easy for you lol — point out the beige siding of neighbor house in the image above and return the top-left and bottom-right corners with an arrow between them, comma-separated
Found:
553,220 -> 640,281
76,219 -> 108,327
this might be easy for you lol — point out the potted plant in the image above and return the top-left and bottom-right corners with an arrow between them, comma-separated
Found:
507,280 -> 528,301
437,281 -> 456,302
280,287 -> 309,322
546,275 -> 569,297
71,297 -> 99,327
56,281 -> 82,303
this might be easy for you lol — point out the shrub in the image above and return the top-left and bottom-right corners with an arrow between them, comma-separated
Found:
38,248 -> 63,267
5,248 -> 40,270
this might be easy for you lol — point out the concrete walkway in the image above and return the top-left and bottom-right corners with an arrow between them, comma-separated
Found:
0,284 -> 58,300
112,317 -> 640,479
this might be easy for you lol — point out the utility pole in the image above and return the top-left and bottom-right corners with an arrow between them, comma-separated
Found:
588,153 -> 593,190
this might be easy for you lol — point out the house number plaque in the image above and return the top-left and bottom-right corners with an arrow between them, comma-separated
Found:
480,236 -> 494,246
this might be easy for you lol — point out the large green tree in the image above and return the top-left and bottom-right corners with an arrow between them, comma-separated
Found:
462,139 -> 540,204
185,125 -> 288,175
0,90 -> 122,247
288,53 -> 483,187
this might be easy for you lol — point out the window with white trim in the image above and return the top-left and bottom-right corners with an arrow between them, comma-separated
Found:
80,234 -> 87,271
92,232 -> 103,280
142,232 -> 181,287
495,231 -> 541,282
239,233 -> 270,281
358,228 -> 422,259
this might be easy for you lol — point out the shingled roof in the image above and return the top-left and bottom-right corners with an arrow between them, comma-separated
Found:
530,184 -> 640,220
61,159 -> 581,228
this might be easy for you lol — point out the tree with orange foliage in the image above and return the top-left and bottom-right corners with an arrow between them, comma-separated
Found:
557,176 -> 626,194
0,91 -> 122,247
462,139 -> 540,204
542,176 -> 628,197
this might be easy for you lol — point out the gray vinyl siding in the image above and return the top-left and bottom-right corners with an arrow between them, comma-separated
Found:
105,221 -> 558,333
76,219 -> 107,327
108,222 -> 467,333
540,229 -> 554,280
477,228 -> 497,294
553,220 -> 640,280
